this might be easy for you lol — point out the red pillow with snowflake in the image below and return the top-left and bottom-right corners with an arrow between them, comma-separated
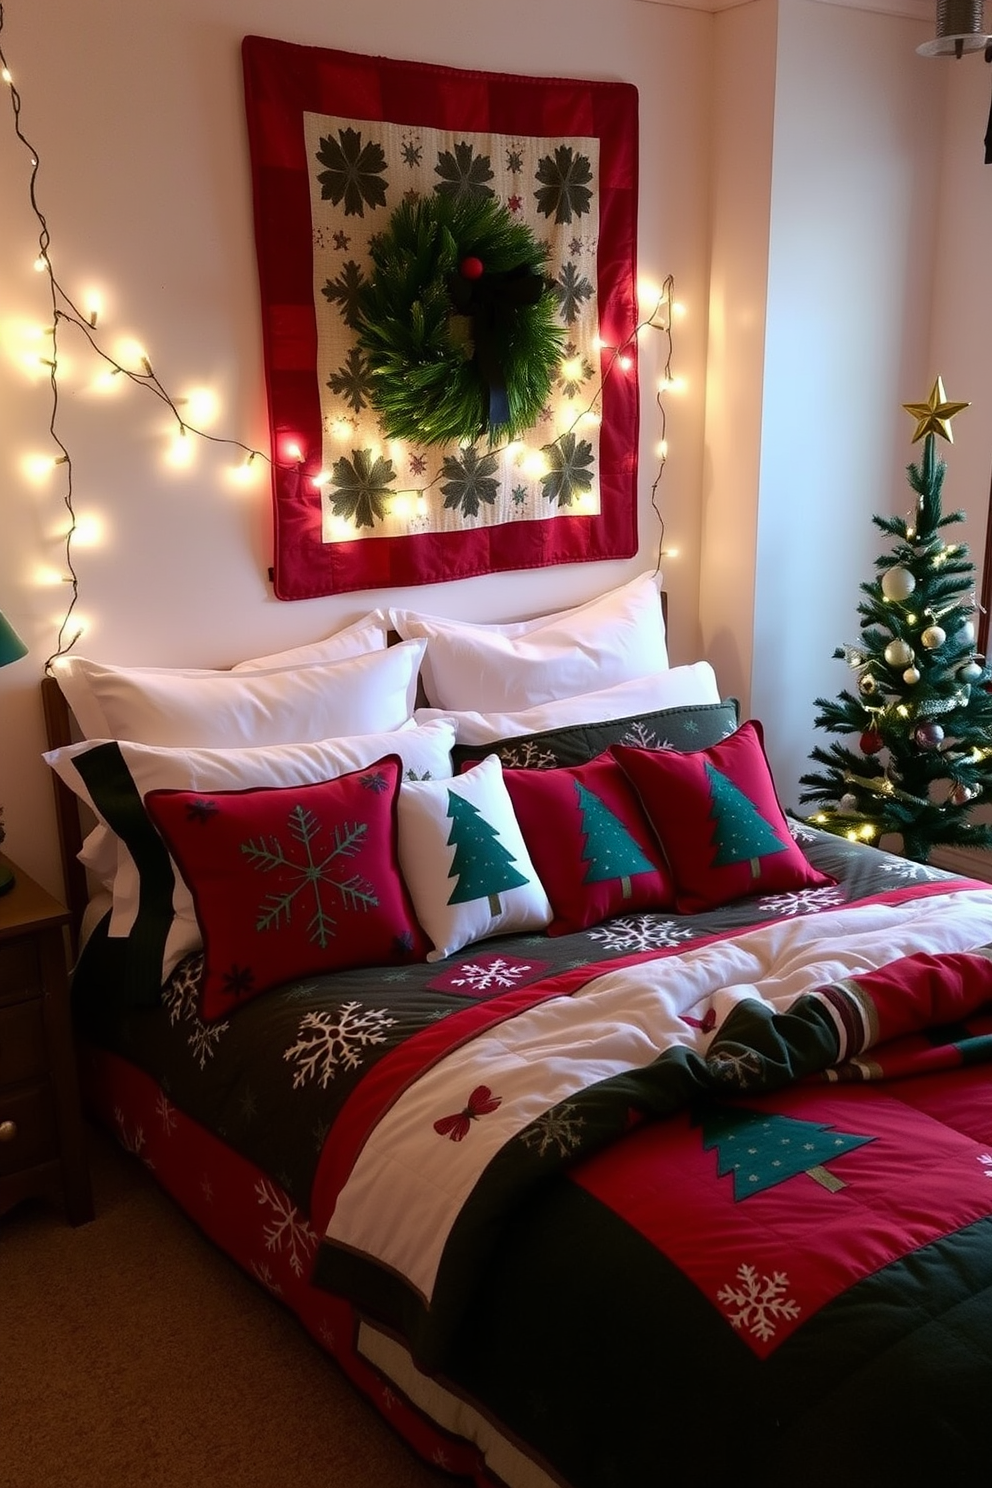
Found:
612,722 -> 835,913
501,751 -> 674,933
145,755 -> 427,1021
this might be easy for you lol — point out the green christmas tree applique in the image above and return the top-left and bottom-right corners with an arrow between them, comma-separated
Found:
445,790 -> 529,914
574,781 -> 655,900
698,1104 -> 874,1198
705,763 -> 787,878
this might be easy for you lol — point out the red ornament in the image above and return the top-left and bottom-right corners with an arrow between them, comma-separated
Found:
860,728 -> 883,755
460,255 -> 484,280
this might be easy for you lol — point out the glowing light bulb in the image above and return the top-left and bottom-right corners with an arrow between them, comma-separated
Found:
33,563 -> 67,588
284,440 -> 304,463
21,453 -> 62,483
115,337 -> 148,372
227,455 -> 260,489
61,614 -> 87,646
185,387 -> 218,426
33,254 -> 47,273
2,66 -> 12,84
72,514 -> 106,548
618,354 -> 633,372
521,449 -> 549,480
166,427 -> 194,468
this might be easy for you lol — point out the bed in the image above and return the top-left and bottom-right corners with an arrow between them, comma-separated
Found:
42,571 -> 992,1488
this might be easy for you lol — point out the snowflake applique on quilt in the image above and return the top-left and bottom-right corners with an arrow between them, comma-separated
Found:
428,953 -> 552,999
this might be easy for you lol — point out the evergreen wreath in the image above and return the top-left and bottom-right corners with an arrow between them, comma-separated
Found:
354,193 -> 565,447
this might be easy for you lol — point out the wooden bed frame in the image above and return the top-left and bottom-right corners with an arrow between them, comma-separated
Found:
42,673 -> 88,949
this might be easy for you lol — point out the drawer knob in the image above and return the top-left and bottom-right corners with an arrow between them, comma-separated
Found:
0,1120 -> 17,1143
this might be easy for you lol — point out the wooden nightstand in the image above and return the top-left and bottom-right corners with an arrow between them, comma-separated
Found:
0,854 -> 93,1224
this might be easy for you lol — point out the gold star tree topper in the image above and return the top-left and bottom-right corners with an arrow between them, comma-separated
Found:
903,376 -> 970,443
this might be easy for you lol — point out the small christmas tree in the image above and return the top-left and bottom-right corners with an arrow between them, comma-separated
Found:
799,377 -> 992,864
445,790 -> 529,914
574,781 -> 655,899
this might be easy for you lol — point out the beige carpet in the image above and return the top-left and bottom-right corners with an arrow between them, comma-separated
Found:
0,1124 -> 453,1488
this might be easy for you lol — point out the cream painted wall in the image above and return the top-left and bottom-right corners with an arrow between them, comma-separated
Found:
751,0 -> 945,812
702,0 -> 972,818
0,0 -> 713,894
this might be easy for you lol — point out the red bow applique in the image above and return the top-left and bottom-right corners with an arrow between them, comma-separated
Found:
433,1084 -> 502,1141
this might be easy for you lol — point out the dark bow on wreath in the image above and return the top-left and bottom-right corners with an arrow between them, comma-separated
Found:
448,258 -> 547,431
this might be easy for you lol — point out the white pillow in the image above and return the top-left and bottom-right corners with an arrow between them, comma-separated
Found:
232,611 -> 389,671
45,717 -> 457,983
396,753 -> 552,962
415,661 -> 720,746
389,571 -> 667,711
49,639 -> 426,746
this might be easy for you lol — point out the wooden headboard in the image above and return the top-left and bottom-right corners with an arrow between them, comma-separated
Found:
42,673 -> 89,950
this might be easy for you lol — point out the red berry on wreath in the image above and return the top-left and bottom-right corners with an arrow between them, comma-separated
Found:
460,256 -> 484,280
860,728 -> 883,755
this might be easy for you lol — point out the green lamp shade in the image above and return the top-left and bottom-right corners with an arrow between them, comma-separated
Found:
0,610 -> 28,667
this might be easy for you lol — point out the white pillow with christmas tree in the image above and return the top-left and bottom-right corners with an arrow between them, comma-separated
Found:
396,754 -> 552,961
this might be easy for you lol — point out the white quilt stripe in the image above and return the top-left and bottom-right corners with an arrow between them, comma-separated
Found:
325,889 -> 992,1305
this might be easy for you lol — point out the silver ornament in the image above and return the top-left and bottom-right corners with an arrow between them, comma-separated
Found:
959,660 -> 983,682
920,626 -> 946,650
881,566 -> 916,601
903,666 -> 920,685
884,639 -> 914,668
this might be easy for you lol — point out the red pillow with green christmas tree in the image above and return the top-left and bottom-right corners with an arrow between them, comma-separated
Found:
501,752 -> 675,934
145,755 -> 427,1021
612,722 -> 834,913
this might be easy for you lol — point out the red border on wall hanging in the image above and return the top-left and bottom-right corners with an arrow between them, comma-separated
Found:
242,35 -> 639,600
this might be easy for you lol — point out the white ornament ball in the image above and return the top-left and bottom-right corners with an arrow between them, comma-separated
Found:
884,639 -> 914,668
959,660 -> 983,683
903,666 -> 921,685
881,566 -> 916,601
920,626 -> 946,651
960,620 -> 976,645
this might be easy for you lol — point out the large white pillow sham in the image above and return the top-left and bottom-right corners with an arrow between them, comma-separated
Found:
231,610 -> 389,671
396,753 -> 552,962
414,661 -> 720,746
49,639 -> 426,746
389,570 -> 667,711
45,717 -> 457,984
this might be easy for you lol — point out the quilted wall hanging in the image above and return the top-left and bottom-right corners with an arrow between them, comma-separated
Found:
242,35 -> 639,599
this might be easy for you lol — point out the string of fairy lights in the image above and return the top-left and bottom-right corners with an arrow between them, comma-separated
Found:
0,2 -> 682,666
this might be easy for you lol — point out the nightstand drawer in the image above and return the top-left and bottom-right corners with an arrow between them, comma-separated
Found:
0,1082 -> 58,1177
0,938 -> 42,1004
0,998 -> 48,1085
